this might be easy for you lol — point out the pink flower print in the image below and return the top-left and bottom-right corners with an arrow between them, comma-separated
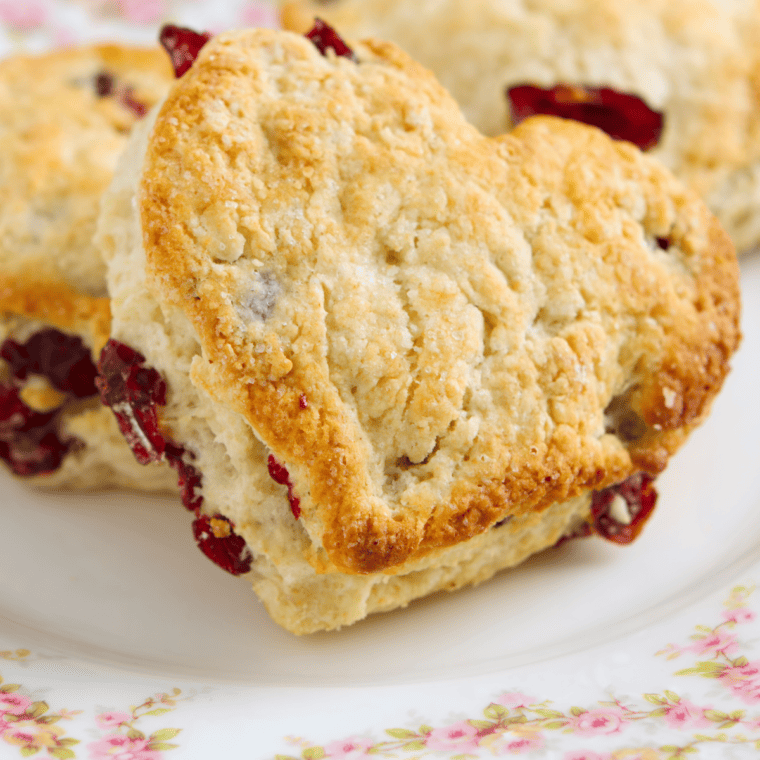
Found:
687,630 -> 738,657
96,711 -> 133,729
0,0 -> 46,30
0,691 -> 31,715
87,734 -> 160,760
490,731 -> 544,754
115,0 -> 168,24
730,678 -> 760,704
425,720 -> 480,751
3,721 -> 64,750
496,692 -> 538,709
324,736 -> 372,759
566,709 -> 625,736
564,752 -> 611,760
723,607 -> 756,624
661,699 -> 711,729
719,660 -> 760,688
610,750 -> 660,760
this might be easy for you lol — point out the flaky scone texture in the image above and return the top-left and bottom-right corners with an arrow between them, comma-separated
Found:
100,29 -> 739,631
0,44 -> 176,491
282,0 -> 760,253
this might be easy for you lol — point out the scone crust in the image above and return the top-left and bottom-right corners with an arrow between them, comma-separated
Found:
282,0 -> 760,252
0,43 -> 174,299
140,30 -> 740,574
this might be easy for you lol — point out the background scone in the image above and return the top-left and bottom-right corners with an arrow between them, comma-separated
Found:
0,44 -> 176,490
282,0 -> 760,254
97,28 -> 740,633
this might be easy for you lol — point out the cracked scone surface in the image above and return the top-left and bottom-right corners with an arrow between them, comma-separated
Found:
282,0 -> 760,253
101,29 -> 740,631
0,44 -> 176,490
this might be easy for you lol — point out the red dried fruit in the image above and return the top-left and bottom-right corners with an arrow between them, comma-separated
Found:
165,442 -> 203,512
93,71 -> 148,118
95,339 -> 167,465
159,24 -> 212,78
95,339 -> 259,576
507,84 -> 664,151
306,18 -> 357,61
94,72 -> 114,97
192,513 -> 252,576
0,382 -> 70,477
267,454 -> 301,518
1,329 -> 98,398
590,472 -> 658,544
655,237 -> 671,250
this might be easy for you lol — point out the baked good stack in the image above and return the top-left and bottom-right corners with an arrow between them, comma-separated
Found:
93,26 -> 740,633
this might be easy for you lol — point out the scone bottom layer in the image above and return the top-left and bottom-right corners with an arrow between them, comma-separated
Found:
0,329 -> 99,477
96,339 -> 251,576
508,84 -> 664,151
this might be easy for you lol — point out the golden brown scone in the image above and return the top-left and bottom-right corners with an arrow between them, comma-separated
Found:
282,0 -> 760,253
96,28 -> 740,633
0,44 -> 177,490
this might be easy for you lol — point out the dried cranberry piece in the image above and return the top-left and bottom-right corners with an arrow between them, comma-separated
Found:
119,89 -> 147,118
507,84 -> 664,151
590,472 -> 658,544
1,329 -> 97,398
93,71 -> 148,118
159,25 -> 212,78
95,339 -> 167,464
655,237 -> 671,250
0,383 -> 71,476
305,18 -> 357,61
0,383 -> 56,440
192,513 -> 252,576
94,72 -> 114,97
165,442 -> 203,512
267,454 -> 301,518
95,339 -> 257,575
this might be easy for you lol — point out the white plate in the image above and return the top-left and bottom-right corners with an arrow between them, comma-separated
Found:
2,3 -> 760,758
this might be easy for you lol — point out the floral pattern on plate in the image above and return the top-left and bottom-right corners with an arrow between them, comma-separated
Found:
275,586 -> 760,759
0,649 -> 184,760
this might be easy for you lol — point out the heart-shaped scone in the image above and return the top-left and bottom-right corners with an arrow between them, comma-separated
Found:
97,28 -> 740,633
0,44 -> 176,490
282,0 -> 760,254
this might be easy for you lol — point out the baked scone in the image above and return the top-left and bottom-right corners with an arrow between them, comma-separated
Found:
96,27 -> 740,633
281,0 -> 760,253
0,44 -> 177,490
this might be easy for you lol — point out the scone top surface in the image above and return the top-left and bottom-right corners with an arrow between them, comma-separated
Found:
282,0 -> 760,252
141,29 -> 739,574
0,44 -> 174,303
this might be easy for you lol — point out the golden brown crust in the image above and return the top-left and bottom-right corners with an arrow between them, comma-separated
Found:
0,43 -> 173,297
140,30 -> 740,574
282,0 -> 760,253
0,271 -> 111,353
